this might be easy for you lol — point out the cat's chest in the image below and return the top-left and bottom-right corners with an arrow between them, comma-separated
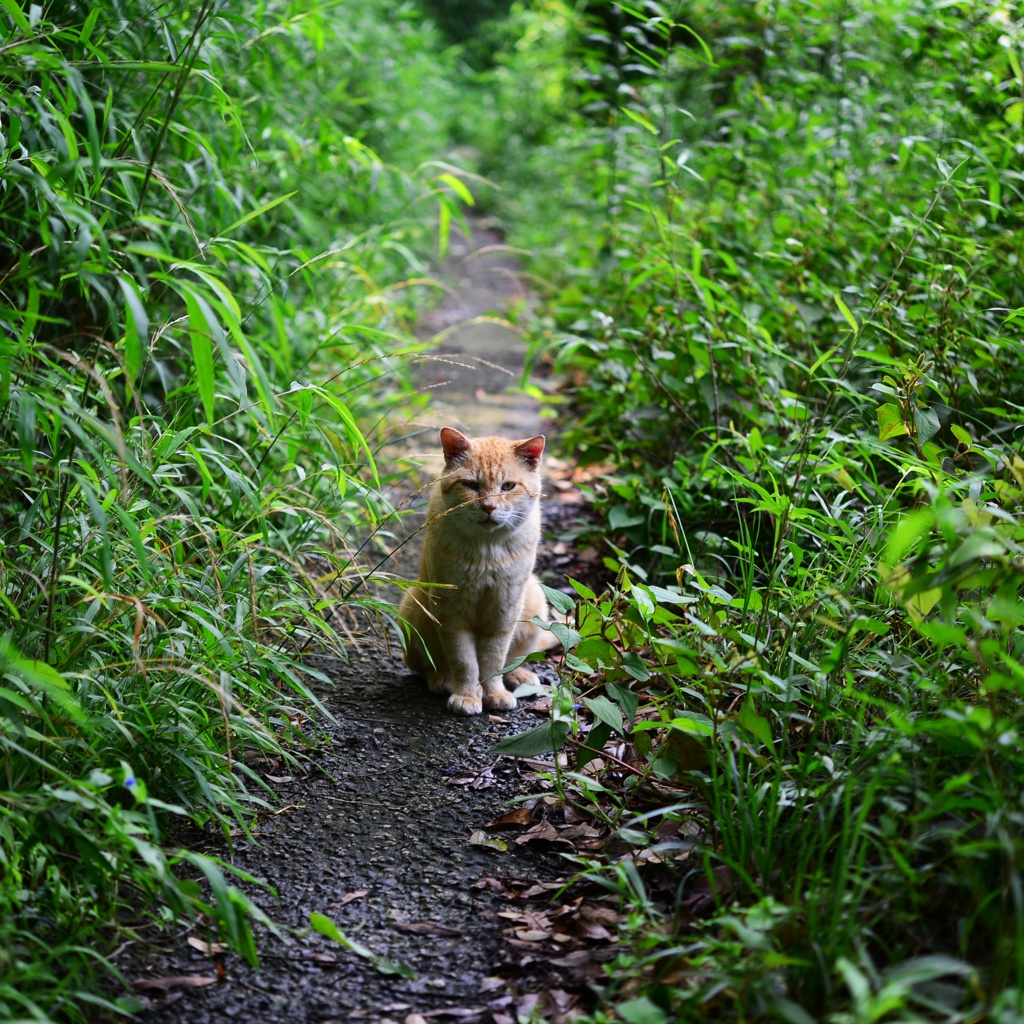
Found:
440,547 -> 529,590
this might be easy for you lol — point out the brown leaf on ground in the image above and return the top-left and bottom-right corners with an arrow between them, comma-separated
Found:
484,806 -> 536,829
419,1008 -> 486,1018
185,936 -> 228,956
470,875 -> 507,893
557,823 -> 602,840
524,699 -> 553,716
514,820 -> 559,845
575,918 -> 613,942
331,888 -> 369,908
445,766 -> 497,788
131,975 -> 219,991
551,947 -> 618,968
468,830 -> 507,852
393,921 -> 463,937
514,880 -> 565,899
580,903 -> 620,925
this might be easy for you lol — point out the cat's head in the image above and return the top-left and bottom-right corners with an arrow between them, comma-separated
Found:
436,427 -> 544,533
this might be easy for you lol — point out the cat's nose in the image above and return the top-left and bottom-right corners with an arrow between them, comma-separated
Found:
480,498 -> 497,515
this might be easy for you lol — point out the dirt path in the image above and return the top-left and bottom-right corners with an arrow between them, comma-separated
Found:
121,223 -> 592,1023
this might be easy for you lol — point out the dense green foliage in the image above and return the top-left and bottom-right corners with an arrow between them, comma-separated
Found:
479,0 -> 1024,1020
3,0 -> 1023,1019
0,1 -> 466,1017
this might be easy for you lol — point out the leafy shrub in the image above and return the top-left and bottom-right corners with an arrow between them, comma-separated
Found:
480,0 -> 1024,1019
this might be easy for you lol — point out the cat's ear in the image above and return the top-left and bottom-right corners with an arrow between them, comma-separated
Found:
514,435 -> 545,470
439,427 -> 471,466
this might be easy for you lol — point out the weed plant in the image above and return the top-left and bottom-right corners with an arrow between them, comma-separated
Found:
0,0 -> 471,1017
480,0 -> 1024,1020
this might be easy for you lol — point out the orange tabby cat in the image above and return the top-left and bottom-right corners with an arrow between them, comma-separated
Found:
398,427 -> 552,715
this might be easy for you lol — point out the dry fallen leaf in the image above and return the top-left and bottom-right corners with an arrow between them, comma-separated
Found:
575,918 -> 613,942
446,767 -> 497,789
131,975 -> 219,992
186,936 -> 228,956
515,880 -> 565,899
470,876 -> 506,892
393,921 -> 463,937
514,820 -> 559,845
338,889 -> 369,906
419,1009 -> 486,1019
468,830 -> 507,852
484,806 -> 535,829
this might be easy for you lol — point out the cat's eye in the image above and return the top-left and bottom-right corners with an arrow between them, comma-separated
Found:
462,479 -> 480,491
501,481 -> 516,491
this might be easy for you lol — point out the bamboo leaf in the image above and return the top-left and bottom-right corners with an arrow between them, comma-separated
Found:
834,293 -> 859,332
220,191 -> 298,236
185,293 -> 216,425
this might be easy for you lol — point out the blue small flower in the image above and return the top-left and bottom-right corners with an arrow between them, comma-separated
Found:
124,775 -> 136,789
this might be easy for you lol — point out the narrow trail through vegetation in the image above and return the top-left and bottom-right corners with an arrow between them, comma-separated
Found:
119,225 -> 590,1024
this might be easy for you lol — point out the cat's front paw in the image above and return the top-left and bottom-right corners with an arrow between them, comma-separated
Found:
505,667 -> 540,688
447,693 -> 483,716
483,689 -> 517,712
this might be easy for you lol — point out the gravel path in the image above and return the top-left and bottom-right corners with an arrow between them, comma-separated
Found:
120,223 -> 589,1024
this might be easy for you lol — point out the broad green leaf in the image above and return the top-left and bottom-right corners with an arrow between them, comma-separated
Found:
885,507 -> 934,565
609,505 -> 645,529
493,720 -> 570,758
606,682 -> 638,724
950,423 -> 972,447
548,621 -> 582,651
564,653 -> 595,675
568,577 -> 597,600
913,406 -> 940,445
621,650 -> 651,682
877,403 -> 908,442
634,711 -> 714,737
617,996 -> 668,1024
583,695 -> 623,734
541,583 -> 574,616
576,720 -> 611,771
738,701 -> 775,754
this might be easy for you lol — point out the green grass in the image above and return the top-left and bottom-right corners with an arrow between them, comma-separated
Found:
0,0 -> 474,1017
